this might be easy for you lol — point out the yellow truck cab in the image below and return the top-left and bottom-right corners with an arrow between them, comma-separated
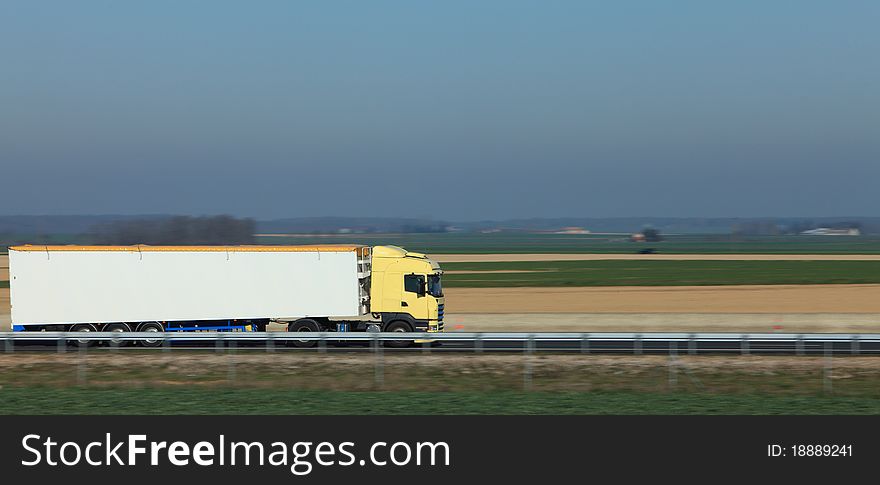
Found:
283,245 -> 444,347
368,245 -> 445,334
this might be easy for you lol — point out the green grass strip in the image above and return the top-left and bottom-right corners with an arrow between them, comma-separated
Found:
442,260 -> 880,287
2,388 -> 879,415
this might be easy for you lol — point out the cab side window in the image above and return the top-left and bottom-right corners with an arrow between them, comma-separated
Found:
404,274 -> 424,293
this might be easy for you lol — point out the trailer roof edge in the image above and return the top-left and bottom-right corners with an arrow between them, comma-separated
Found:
8,244 -> 367,253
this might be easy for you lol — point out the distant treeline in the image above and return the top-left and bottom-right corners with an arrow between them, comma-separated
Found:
91,215 -> 255,245
2,215 -> 880,241
0,214 -> 170,234
473,217 -> 880,235
257,217 -> 449,234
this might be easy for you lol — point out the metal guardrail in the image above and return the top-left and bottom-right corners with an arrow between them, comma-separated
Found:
1,331 -> 880,341
2,331 -> 879,351
3,331 -> 873,392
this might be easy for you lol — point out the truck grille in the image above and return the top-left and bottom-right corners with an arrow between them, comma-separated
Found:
437,303 -> 444,331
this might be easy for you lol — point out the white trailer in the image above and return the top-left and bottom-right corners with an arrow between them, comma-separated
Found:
9,245 -> 371,332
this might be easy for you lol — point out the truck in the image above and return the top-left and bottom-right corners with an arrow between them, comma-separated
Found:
8,244 -> 445,346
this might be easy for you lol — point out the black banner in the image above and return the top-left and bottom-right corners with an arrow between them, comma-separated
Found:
0,416 -> 876,481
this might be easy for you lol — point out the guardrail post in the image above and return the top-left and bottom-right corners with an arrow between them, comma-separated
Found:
688,334 -> 696,355
668,342 -> 677,389
823,341 -> 832,394
851,335 -> 860,355
266,332 -> 275,353
227,338 -> 237,383
634,334 -> 642,355
581,333 -> 590,354
422,338 -> 431,354
523,334 -> 535,391
319,332 -> 327,354
215,333 -> 224,353
475,333 -> 483,353
162,332 -> 171,352
741,335 -> 749,355
4,335 -> 12,353
796,335 -> 804,356
58,333 -> 67,353
110,332 -> 120,353
77,341 -> 87,386
373,333 -> 383,389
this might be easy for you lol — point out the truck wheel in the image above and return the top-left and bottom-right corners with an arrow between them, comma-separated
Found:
136,322 -> 164,347
384,321 -> 413,348
70,324 -> 97,347
287,319 -> 320,348
104,323 -> 132,347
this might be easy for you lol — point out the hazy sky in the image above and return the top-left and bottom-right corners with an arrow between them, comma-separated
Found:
1,1 -> 878,220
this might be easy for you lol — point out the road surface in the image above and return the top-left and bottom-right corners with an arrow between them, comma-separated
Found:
431,253 -> 880,262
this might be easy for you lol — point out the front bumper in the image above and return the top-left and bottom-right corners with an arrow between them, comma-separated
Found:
415,319 -> 443,343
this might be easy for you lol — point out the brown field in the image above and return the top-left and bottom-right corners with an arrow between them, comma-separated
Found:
441,313 -> 880,333
442,285 -> 880,313
3,285 -> 880,333
1,289 -> 8,330
432,253 -> 880,262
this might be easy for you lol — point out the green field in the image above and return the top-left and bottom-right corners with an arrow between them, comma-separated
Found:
4,233 -> 880,254
3,259 -> 879,289
3,352 -> 879,414
3,260 -> 880,289
3,387 -> 879,415
255,233 -> 880,254
442,260 -> 880,287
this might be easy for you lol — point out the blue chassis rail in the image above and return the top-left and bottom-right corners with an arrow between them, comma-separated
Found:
13,320 -> 255,332
165,325 -> 251,332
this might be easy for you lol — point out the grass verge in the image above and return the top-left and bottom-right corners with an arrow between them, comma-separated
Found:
2,353 -> 880,414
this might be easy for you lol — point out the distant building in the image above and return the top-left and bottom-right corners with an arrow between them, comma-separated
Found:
630,233 -> 646,242
553,226 -> 591,235
800,227 -> 861,236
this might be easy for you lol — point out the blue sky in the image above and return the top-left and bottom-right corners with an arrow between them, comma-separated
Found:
1,1 -> 877,219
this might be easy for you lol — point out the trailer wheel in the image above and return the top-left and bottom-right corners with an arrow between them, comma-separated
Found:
287,319 -> 320,348
383,321 -> 413,348
136,322 -> 164,347
70,323 -> 97,347
104,323 -> 132,347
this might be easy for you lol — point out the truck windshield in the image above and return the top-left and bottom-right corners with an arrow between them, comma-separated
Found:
428,274 -> 443,297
